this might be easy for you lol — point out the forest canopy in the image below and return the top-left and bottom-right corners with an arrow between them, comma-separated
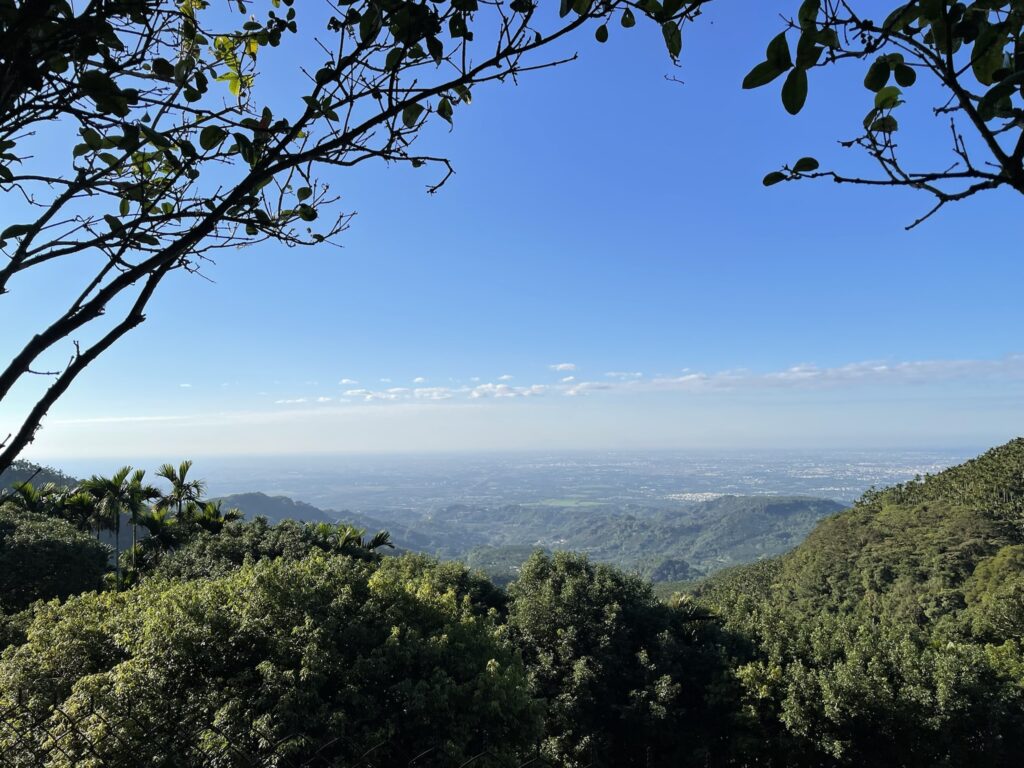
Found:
4,440 -> 1024,764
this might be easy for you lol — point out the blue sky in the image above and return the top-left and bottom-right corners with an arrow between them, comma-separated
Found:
3,1 -> 1022,461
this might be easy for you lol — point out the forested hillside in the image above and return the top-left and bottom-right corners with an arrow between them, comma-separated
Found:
4,442 -> 1024,765
0,459 -> 80,490
222,490 -> 844,583
695,438 -> 1024,765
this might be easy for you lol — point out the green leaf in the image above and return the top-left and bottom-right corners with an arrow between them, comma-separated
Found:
140,124 -> 170,149
762,171 -> 787,186
662,22 -> 681,59
893,64 -> 916,87
816,27 -> 840,49
385,49 -> 404,72
437,97 -> 454,123
663,0 -> 685,17
864,61 -> 889,92
919,0 -> 944,23
972,27 -> 1007,86
402,103 -> 425,129
297,186 -> 312,201
315,67 -> 335,86
792,156 -> 819,172
781,68 -> 808,115
874,85 -> 901,109
595,24 -> 608,43
81,128 -> 103,150
797,0 -> 820,30
359,8 -> 381,44
621,9 -> 635,28
766,32 -> 793,71
978,71 -> 1024,121
199,126 -> 228,151
869,116 -> 898,133
234,133 -> 255,164
883,3 -> 916,32
427,36 -> 444,65
743,60 -> 786,89
151,58 -> 174,80
79,70 -> 119,98
119,198 -> 130,216
297,204 -> 318,221
795,33 -> 823,68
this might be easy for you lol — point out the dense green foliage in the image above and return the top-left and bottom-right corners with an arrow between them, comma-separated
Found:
5,441 -> 1024,763
149,517 -> 394,581
696,438 -> 1024,766
0,553 -> 538,766
0,506 -> 109,612
507,552 -> 736,766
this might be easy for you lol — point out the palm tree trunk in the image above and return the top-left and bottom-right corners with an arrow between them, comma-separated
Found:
114,509 -> 121,590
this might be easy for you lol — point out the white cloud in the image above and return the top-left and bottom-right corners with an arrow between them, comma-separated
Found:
605,371 -> 643,380
263,356 -> 1024,408
646,356 -> 1024,392
414,387 -> 454,401
379,378 -> 392,383
470,382 -> 547,399
339,378 -> 358,385
413,376 -> 426,384
179,383 -> 192,388
549,363 -> 576,372
564,381 -> 613,397
470,383 -> 514,399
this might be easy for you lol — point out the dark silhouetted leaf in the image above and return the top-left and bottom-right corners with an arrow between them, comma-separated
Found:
402,103 -> 424,128
782,68 -> 808,114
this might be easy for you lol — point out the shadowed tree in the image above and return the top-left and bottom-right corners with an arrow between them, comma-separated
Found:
83,466 -> 158,582
4,481 -> 59,515
190,499 -> 242,534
